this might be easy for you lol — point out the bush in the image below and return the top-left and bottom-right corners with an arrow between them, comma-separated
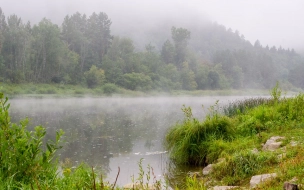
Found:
84,65 -> 105,88
102,83 -> 119,94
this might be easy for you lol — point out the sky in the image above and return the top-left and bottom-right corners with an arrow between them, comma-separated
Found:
1,0 -> 304,51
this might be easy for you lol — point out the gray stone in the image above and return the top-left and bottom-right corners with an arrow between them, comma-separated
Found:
212,186 -> 239,190
251,148 -> 259,154
278,153 -> 287,160
283,182 -> 299,190
290,141 -> 298,147
203,164 -> 213,175
290,177 -> 298,183
188,171 -> 201,177
250,173 -> 277,188
263,136 -> 285,151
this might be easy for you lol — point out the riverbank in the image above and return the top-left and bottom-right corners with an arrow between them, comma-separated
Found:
0,83 -> 301,98
165,85 -> 304,189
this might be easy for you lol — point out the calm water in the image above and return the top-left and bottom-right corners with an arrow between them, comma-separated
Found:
9,96 -> 250,186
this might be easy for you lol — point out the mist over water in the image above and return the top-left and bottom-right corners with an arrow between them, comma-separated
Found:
8,96 -> 254,186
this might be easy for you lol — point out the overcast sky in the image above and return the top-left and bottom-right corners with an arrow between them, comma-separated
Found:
1,0 -> 304,51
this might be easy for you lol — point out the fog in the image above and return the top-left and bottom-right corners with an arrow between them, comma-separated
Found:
1,0 -> 304,51
9,96 -> 248,186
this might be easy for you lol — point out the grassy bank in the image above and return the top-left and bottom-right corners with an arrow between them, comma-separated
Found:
1,82 -> 301,98
165,85 -> 304,189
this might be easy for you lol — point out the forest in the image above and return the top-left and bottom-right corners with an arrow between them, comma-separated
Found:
0,7 -> 304,92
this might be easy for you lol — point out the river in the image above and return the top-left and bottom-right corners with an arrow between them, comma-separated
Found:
9,96 -> 251,187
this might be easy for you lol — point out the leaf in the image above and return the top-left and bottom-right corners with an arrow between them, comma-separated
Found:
47,143 -> 53,153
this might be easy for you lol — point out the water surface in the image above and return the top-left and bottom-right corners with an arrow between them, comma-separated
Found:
9,96 -> 250,186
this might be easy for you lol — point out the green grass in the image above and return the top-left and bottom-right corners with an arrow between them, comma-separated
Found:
165,85 -> 304,189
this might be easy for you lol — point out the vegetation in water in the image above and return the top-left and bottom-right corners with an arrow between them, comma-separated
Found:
165,85 -> 304,188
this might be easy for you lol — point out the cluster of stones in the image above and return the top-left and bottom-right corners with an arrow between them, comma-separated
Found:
199,136 -> 300,190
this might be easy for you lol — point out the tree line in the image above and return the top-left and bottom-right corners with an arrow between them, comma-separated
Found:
0,7 -> 303,91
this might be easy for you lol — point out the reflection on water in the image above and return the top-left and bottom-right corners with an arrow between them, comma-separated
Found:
9,96 -> 249,186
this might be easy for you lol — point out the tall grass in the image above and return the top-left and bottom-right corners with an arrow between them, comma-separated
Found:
222,97 -> 273,117
165,105 -> 235,165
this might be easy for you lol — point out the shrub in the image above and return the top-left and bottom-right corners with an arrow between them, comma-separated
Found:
0,93 -> 63,183
102,83 -> 119,94
84,65 -> 105,88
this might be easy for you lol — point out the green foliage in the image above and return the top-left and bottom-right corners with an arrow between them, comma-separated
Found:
166,86 -> 302,164
222,97 -> 273,117
165,104 -> 234,165
171,26 -> 191,68
0,93 -> 118,188
84,65 -> 106,88
180,62 -> 197,90
102,83 -> 120,94
0,8 -> 304,91
271,82 -> 282,103
161,40 -> 175,64
213,150 -> 277,185
165,85 -> 304,187
183,175 -> 206,190
122,72 -> 153,91
0,93 -> 63,184
207,70 -> 220,89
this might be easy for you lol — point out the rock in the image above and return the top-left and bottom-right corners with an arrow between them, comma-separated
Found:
290,177 -> 298,183
217,158 -> 225,163
188,171 -> 201,177
278,153 -> 287,160
251,148 -> 259,154
262,136 -> 285,151
212,186 -> 239,190
250,173 -> 277,188
290,141 -> 298,147
283,182 -> 299,190
203,164 -> 213,175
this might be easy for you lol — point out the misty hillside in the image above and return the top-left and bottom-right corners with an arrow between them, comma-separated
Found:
0,7 -> 304,92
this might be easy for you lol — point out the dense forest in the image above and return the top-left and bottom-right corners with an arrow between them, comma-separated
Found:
0,7 -> 303,91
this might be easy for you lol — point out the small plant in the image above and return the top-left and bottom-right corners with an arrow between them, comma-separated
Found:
129,158 -> 163,190
271,82 -> 282,103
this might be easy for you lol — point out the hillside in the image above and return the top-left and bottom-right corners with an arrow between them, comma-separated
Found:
0,7 -> 304,93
